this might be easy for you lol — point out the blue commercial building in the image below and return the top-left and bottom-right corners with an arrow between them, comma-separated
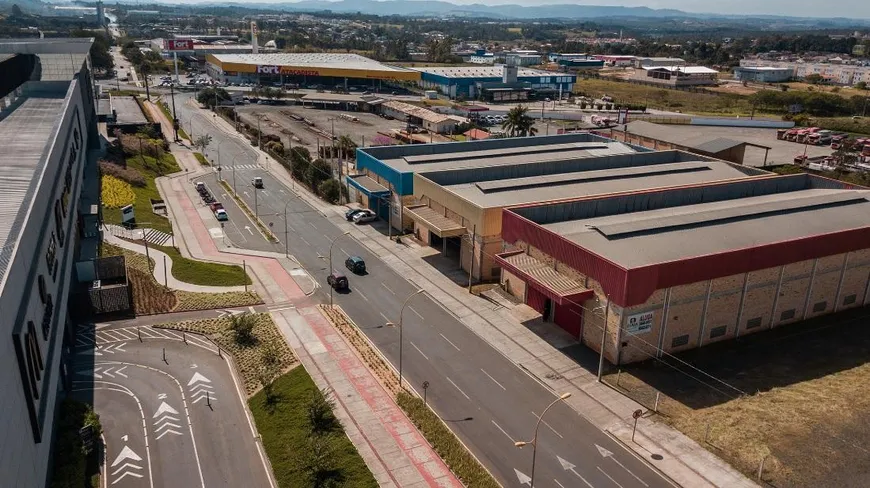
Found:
411,65 -> 575,100
351,133 -> 637,231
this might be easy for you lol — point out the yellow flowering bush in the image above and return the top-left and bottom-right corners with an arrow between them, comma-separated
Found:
101,175 -> 135,208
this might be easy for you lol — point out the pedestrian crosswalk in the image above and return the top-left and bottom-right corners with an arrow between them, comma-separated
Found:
223,164 -> 260,171
103,224 -> 173,246
75,324 -> 214,350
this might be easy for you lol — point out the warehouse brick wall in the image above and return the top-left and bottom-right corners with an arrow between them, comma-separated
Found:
501,246 -> 870,365
501,269 -> 527,301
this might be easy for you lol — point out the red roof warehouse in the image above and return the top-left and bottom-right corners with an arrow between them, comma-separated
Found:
497,174 -> 870,364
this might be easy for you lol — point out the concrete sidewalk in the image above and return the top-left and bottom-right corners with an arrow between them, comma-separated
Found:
103,232 -> 248,293
149,141 -> 463,487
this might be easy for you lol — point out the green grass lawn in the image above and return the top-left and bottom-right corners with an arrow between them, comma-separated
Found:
102,153 -> 180,234
194,152 -> 210,166
153,244 -> 251,286
249,367 -> 378,488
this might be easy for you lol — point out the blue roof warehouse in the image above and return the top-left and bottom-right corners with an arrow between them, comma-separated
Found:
410,65 -> 576,101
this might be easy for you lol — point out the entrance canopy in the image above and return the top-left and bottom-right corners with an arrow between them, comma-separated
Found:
404,204 -> 465,237
495,250 -> 593,305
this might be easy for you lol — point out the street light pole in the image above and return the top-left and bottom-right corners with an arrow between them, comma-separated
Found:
170,82 -> 179,142
386,289 -> 425,390
328,231 -> 351,307
283,200 -> 293,258
597,295 -> 610,382
515,392 -> 572,488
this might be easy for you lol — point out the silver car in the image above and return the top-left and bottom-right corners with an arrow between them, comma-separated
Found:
352,209 -> 377,224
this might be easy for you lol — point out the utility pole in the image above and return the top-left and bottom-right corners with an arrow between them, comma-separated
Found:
597,295 -> 610,382
142,65 -> 150,101
467,225 -> 476,292
170,82 -> 179,142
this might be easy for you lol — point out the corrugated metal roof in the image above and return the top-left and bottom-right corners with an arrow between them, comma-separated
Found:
501,252 -> 589,297
0,94 -> 66,276
403,204 -> 465,237
382,100 -> 451,124
211,53 -> 411,73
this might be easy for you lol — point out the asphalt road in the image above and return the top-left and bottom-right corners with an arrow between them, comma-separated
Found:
175,101 -> 674,488
72,322 -> 272,488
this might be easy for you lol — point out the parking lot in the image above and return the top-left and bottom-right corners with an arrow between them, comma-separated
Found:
236,105 -> 407,152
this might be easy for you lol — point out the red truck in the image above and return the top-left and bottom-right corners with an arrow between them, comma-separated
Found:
209,202 -> 228,221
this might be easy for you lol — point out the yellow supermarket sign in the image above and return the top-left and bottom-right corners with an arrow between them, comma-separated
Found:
207,55 -> 420,81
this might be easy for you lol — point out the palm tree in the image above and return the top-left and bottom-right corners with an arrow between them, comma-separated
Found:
501,105 -> 538,137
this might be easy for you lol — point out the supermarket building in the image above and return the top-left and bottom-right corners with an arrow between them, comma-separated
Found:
205,53 -> 420,89
498,174 -> 870,364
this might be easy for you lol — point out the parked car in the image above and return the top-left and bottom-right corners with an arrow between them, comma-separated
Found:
345,208 -> 365,221
345,256 -> 366,274
327,271 -> 348,290
352,209 -> 377,224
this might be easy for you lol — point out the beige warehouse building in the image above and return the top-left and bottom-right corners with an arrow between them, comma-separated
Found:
405,148 -> 766,281
498,174 -> 870,363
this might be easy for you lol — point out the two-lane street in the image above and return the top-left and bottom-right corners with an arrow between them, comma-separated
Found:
173,99 -> 673,488
72,323 -> 272,488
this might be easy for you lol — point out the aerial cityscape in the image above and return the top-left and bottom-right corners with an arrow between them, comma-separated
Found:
1,1 -> 870,488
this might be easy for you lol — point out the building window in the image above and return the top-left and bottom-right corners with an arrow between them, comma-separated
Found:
46,233 -> 57,278
709,326 -> 727,339
780,309 -> 796,321
671,334 -> 689,348
41,295 -> 53,342
843,294 -> 857,306
746,317 -> 763,329
38,275 -> 47,303
812,301 -> 827,313
54,201 -> 65,247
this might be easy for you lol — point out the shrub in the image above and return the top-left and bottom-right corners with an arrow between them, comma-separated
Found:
99,160 -> 146,187
101,175 -> 135,208
318,179 -> 341,203
229,313 -> 257,346
306,388 -> 340,435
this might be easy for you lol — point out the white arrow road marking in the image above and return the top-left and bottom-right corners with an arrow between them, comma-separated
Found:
153,402 -> 179,417
122,435 -> 128,442
76,368 -> 102,379
244,226 -> 254,235
156,429 -> 184,440
158,393 -> 167,400
191,392 -> 216,404
111,445 -> 142,466
557,456 -> 595,488
188,372 -> 212,386
595,445 -> 648,487
515,468 -> 532,486
191,363 -> 198,369
155,421 -> 182,431
111,463 -> 142,476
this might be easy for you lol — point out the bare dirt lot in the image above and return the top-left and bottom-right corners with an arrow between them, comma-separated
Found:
603,307 -> 870,488
235,105 -> 406,153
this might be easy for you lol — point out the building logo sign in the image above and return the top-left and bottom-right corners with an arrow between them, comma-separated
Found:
164,39 -> 192,51
256,65 -> 320,76
257,65 -> 281,74
626,311 -> 654,335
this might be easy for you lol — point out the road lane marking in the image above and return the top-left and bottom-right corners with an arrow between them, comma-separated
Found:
356,290 -> 369,302
300,236 -> 310,246
597,466 -> 624,488
440,333 -> 461,351
481,368 -> 506,391
554,480 -> 567,488
410,341 -> 430,360
531,410 -> 563,438
491,420 -> 514,443
380,312 -> 390,324
596,444 -> 648,487
340,247 -> 350,257
381,282 -> 395,295
308,222 -> 317,229
445,376 -> 471,400
408,306 -> 424,321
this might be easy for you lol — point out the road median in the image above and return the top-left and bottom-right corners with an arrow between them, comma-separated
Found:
218,180 -> 279,242
319,304 -> 500,488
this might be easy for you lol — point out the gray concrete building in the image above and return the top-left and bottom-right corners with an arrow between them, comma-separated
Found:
0,38 -> 100,487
